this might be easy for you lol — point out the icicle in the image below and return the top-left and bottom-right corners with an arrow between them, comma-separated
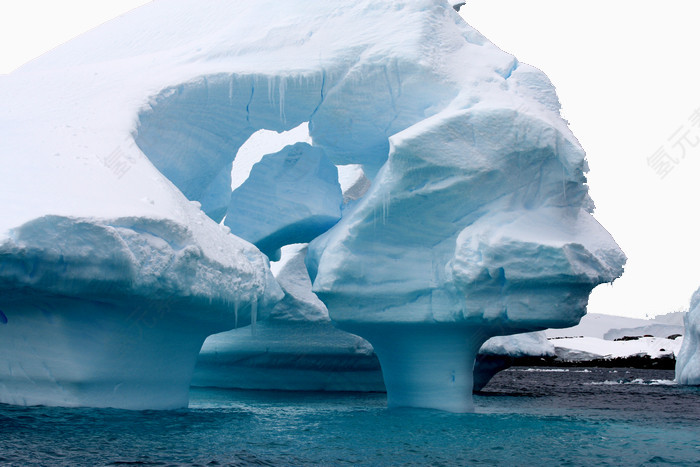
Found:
387,191 -> 391,221
233,300 -> 239,329
228,75 -> 234,104
278,77 -> 287,124
561,163 -> 567,203
381,192 -> 386,225
250,295 -> 258,337
382,190 -> 390,225
267,76 -> 274,105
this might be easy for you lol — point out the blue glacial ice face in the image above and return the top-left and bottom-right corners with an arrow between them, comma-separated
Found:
676,288 -> 700,385
0,0 -> 624,411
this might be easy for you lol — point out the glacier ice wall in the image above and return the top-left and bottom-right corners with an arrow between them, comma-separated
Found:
0,0 -> 624,410
676,288 -> 700,385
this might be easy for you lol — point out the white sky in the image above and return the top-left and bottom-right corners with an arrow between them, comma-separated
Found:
460,1 -> 700,319
1,1 -> 698,318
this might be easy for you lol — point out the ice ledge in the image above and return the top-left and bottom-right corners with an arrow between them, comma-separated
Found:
0,214 -> 282,409
318,282 -> 596,330
0,215 -> 279,305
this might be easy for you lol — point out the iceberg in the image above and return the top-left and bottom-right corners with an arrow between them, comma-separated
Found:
0,0 -> 624,410
676,288 -> 700,385
303,28 -> 625,412
551,335 -> 682,363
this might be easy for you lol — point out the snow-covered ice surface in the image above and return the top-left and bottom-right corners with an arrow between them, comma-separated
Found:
676,288 -> 700,385
481,331 -> 555,357
552,336 -> 682,362
0,213 -> 281,409
546,312 -> 685,340
473,331 -> 555,391
0,0 -> 624,411
545,312 -> 685,363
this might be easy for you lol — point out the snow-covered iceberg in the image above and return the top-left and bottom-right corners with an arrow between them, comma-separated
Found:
545,312 -> 684,366
676,288 -> 700,385
0,0 -> 624,411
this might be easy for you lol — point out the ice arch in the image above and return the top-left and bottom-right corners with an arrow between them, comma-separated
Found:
137,62 -> 451,210
125,2 -> 625,413
134,73 -> 326,222
134,59 -> 455,251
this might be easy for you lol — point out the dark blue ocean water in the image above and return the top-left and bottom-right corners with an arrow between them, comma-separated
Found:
1,367 -> 699,466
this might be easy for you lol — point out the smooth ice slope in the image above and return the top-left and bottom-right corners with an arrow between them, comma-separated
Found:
546,314 -> 651,339
676,288 -> 700,385
1,0 -> 624,411
604,324 -> 684,341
